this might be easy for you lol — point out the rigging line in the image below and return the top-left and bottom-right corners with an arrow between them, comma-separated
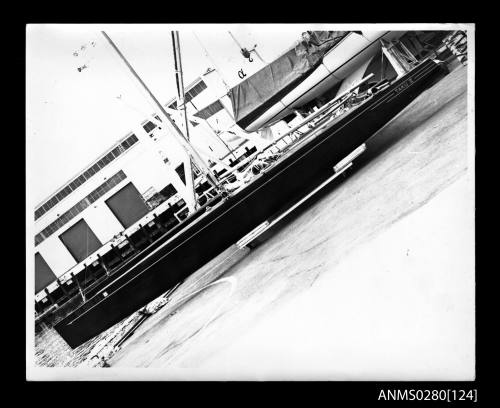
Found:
101,31 -> 219,190
98,32 -> 203,207
227,30 -> 243,51
192,31 -> 231,92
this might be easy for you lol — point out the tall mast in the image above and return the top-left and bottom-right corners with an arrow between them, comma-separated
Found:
171,31 -> 191,142
171,30 -> 197,208
101,31 -> 220,195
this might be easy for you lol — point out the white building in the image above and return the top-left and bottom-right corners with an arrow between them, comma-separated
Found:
34,69 -> 260,300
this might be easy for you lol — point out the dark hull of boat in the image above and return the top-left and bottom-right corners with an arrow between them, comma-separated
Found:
55,59 -> 447,348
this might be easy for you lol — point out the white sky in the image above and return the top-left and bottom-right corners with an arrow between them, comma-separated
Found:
27,23 -> 459,207
26,24 -> 310,206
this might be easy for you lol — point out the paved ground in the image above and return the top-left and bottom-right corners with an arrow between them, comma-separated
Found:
102,63 -> 472,379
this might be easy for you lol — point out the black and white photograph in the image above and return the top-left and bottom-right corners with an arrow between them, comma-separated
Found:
26,23 -> 474,382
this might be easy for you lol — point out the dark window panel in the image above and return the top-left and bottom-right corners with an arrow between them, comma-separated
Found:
186,80 -> 207,102
194,100 -> 225,120
108,177 -> 118,188
175,164 -> 186,185
106,180 -> 115,191
143,121 -> 157,133
61,215 -> 69,225
34,171 -> 126,244
35,253 -> 57,292
105,182 -> 149,229
59,219 -> 103,263
96,185 -> 106,198
160,184 -> 177,201
111,147 -> 121,158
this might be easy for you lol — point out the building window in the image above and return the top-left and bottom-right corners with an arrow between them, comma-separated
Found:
185,80 -> 207,102
143,121 -> 157,133
34,128 -> 140,221
160,184 -> 178,201
105,182 -> 149,229
194,100 -> 225,120
34,171 -> 127,246
175,164 -> 186,185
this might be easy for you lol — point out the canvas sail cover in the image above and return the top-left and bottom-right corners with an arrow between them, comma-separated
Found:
229,31 -> 350,129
